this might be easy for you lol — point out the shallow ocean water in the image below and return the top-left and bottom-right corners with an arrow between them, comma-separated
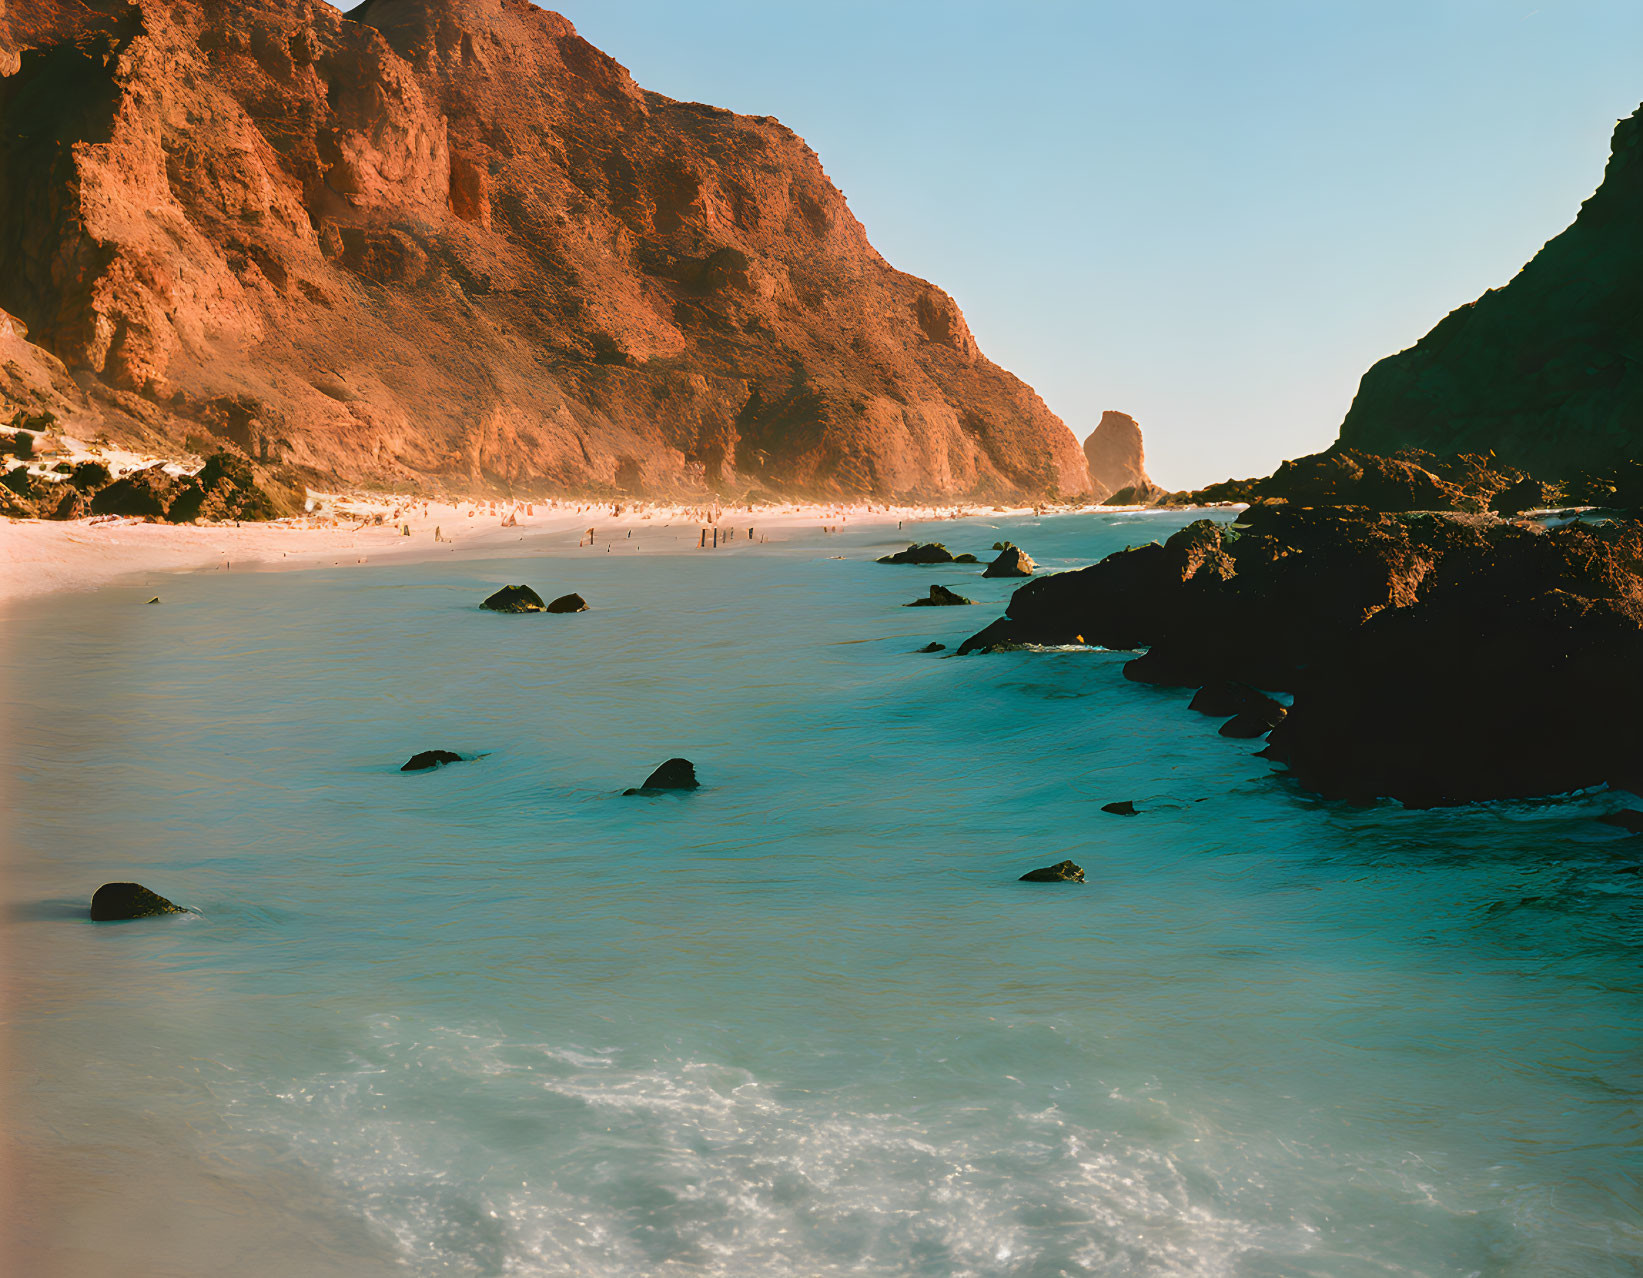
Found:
4,511 -> 1641,1277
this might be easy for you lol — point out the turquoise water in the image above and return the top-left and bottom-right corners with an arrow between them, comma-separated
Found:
4,512 -> 1641,1277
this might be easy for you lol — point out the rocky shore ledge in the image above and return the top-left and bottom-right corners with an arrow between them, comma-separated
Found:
958,468 -> 1643,807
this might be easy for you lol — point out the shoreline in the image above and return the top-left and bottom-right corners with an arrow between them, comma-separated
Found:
0,494 -> 1156,606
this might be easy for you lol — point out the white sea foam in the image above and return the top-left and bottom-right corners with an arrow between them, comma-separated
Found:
224,1018 -> 1358,1277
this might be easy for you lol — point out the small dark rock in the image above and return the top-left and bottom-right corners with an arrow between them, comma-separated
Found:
482,584 -> 547,613
1598,809 -> 1643,834
918,642 -> 947,653
984,545 -> 1037,578
1019,860 -> 1085,883
546,592 -> 588,613
146,596 -> 160,605
1101,801 -> 1138,816
90,882 -> 187,922
953,553 -> 979,563
877,543 -> 954,565
402,750 -> 463,772
906,584 -> 974,607
625,757 -> 699,793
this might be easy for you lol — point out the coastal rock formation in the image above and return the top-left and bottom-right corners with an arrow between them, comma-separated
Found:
3,445 -> 295,520
1100,801 -> 1137,816
401,749 -> 462,770
960,508 -> 1643,805
626,757 -> 699,793
90,882 -> 187,920
1338,103 -> 1643,476
1256,448 -> 1523,513
1019,860 -> 1084,883
1219,705 -> 1285,739
906,584 -> 972,606
983,545 -> 1035,578
0,0 -> 1090,502
878,543 -> 954,565
1189,681 -> 1278,719
917,641 -> 946,653
546,592 -> 588,613
1083,411 -> 1157,502
481,584 -> 546,612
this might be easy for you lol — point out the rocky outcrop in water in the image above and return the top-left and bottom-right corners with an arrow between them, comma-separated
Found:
402,749 -> 462,771
1083,411 -> 1156,503
546,592 -> 588,613
960,507 -> 1643,806
906,584 -> 973,606
625,757 -> 699,793
481,584 -> 546,613
1019,860 -> 1084,882
1337,103 -> 1643,476
983,545 -> 1036,578
878,543 -> 955,565
90,882 -> 188,920
0,0 -> 1089,502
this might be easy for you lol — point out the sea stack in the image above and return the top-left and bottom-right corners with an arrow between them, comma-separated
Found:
1083,411 -> 1160,503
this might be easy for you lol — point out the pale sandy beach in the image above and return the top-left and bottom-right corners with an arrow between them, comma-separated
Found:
0,491 -> 1085,606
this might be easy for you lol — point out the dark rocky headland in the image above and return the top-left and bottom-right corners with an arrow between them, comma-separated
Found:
956,99 -> 1643,809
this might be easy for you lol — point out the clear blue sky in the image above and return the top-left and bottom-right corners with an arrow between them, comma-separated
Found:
352,1 -> 1643,487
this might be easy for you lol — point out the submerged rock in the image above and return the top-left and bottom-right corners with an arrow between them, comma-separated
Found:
625,757 -> 700,793
90,882 -> 187,921
953,553 -> 979,563
877,543 -> 955,565
402,750 -> 463,772
482,584 -> 547,613
1597,810 -> 1643,834
1019,860 -> 1085,883
1101,801 -> 1138,816
546,592 -> 588,613
906,584 -> 974,607
983,545 -> 1036,578
917,642 -> 947,653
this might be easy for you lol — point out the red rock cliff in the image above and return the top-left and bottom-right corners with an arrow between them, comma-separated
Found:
0,0 -> 1090,500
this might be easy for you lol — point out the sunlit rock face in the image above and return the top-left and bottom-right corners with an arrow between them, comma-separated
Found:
1083,410 -> 1157,501
0,0 -> 1090,501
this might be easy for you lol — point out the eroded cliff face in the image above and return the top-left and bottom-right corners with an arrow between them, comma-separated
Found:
1338,103 -> 1643,477
0,0 -> 1090,499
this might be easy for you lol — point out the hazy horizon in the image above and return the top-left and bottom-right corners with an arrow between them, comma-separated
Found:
331,0 -> 1643,489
